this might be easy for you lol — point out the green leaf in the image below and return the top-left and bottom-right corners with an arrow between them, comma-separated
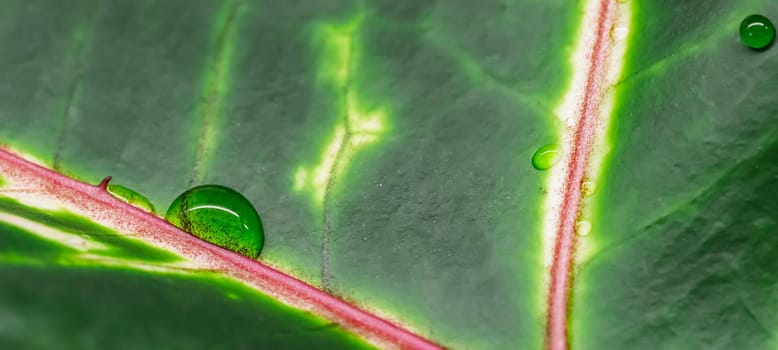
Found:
0,194 -> 372,349
0,0 -> 583,348
573,1 -> 778,348
1,0 -> 777,349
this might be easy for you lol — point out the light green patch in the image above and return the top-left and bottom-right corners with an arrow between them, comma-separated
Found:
0,253 -> 47,267
0,252 -> 193,276
0,196 -> 182,263
293,15 -> 389,206
0,264 -> 375,349
0,221 -> 74,256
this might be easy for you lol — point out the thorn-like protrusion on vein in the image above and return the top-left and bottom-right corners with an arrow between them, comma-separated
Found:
98,176 -> 112,191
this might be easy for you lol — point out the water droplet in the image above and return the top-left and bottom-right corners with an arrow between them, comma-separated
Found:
582,180 -> 597,196
532,144 -> 560,170
576,220 -> 592,237
610,25 -> 628,40
107,184 -> 156,214
740,15 -> 775,50
165,185 -> 264,258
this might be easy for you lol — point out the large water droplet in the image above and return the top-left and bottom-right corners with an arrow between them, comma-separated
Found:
532,144 -> 560,170
107,184 -> 156,214
165,185 -> 264,258
740,15 -> 775,50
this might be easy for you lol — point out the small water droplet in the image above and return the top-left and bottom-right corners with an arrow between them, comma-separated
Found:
576,220 -> 592,237
610,25 -> 628,40
740,14 -> 775,50
107,184 -> 156,214
582,180 -> 597,196
532,144 -> 560,170
165,185 -> 264,258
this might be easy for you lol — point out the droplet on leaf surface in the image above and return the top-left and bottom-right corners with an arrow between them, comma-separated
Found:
582,180 -> 597,196
532,144 -> 560,170
740,15 -> 775,50
165,184 -> 264,258
107,184 -> 156,214
609,25 -> 628,40
575,220 -> 592,237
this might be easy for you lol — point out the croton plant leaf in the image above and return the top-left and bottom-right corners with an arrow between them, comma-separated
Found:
0,0 -> 777,349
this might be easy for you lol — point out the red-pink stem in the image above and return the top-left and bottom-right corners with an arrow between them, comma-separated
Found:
545,1 -> 615,349
97,176 -> 111,190
0,147 -> 442,350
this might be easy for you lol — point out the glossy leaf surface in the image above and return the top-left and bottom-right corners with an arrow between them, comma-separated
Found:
1,0 -> 777,349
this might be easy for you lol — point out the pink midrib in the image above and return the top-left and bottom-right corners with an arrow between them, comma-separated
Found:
545,1 -> 615,350
0,148 -> 441,350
